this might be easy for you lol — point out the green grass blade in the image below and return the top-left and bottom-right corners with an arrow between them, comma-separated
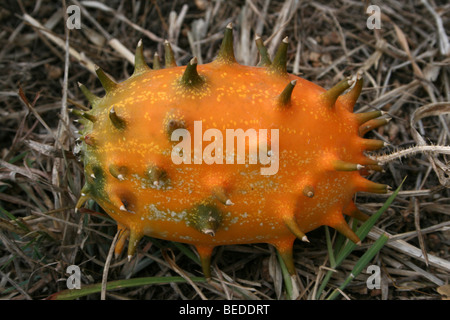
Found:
315,177 -> 405,299
0,206 -> 30,232
314,226 -> 338,300
171,242 -> 200,264
47,276 -> 206,300
7,151 -> 28,164
326,233 -> 389,300
276,251 -> 293,300
325,226 -> 336,268
336,178 -> 405,265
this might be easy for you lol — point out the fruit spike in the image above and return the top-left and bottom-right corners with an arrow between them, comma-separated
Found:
127,229 -> 143,260
187,203 -> 223,236
302,185 -> 315,198
69,108 -> 96,123
332,218 -> 362,245
212,187 -> 233,206
321,78 -> 354,108
75,24 -> 391,280
269,36 -> 289,75
284,216 -> 309,242
164,40 -> 177,68
116,192 -> 135,214
147,164 -> 168,188
109,106 -> 126,130
359,118 -> 391,136
355,110 -> 384,125
338,73 -> 363,111
215,22 -> 236,64
109,164 -> 127,181
180,57 -> 204,87
196,245 -> 214,279
77,82 -> 101,107
95,65 -> 118,92
333,160 -> 365,171
153,52 -> 161,70
255,35 -> 271,67
343,201 -> 370,222
114,225 -> 130,258
75,189 -> 89,212
356,177 -> 389,194
272,238 -> 296,275
133,39 -> 151,75
277,80 -> 297,108
361,138 -> 387,150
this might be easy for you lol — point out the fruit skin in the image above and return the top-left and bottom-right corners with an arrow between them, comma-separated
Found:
74,24 -> 388,278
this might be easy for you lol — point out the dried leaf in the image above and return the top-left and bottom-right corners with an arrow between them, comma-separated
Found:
437,284 -> 450,300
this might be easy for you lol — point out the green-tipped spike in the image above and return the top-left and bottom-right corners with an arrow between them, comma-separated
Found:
357,178 -> 389,194
133,39 -> 151,75
75,185 -> 90,212
212,187 -> 233,206
355,110 -> 384,125
272,239 -> 296,275
180,57 -> 205,87
164,40 -> 177,68
343,202 -> 370,222
147,164 -> 168,188
127,230 -> 143,261
361,138 -> 386,150
278,247 -> 296,275
118,194 -> 135,213
269,36 -> 289,75
333,160 -> 365,171
153,52 -> 161,70
75,196 -> 88,213
95,65 -> 118,92
114,226 -> 130,258
109,164 -> 127,181
333,219 -> 361,245
338,73 -> 363,111
302,185 -> 315,198
196,245 -> 214,279
109,105 -> 126,130
277,79 -> 297,108
321,78 -> 354,108
70,108 -> 96,123
187,203 -> 223,236
78,82 -> 101,107
119,203 -> 126,212
215,22 -> 236,64
255,35 -> 271,67
81,112 -> 96,123
359,118 -> 391,136
70,108 -> 83,118
284,216 -> 309,242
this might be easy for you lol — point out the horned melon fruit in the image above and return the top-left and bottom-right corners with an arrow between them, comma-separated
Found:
74,24 -> 389,278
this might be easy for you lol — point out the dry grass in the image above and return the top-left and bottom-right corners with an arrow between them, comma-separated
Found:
0,0 -> 449,300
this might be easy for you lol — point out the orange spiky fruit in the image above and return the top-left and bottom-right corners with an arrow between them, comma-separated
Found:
74,23 -> 389,278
